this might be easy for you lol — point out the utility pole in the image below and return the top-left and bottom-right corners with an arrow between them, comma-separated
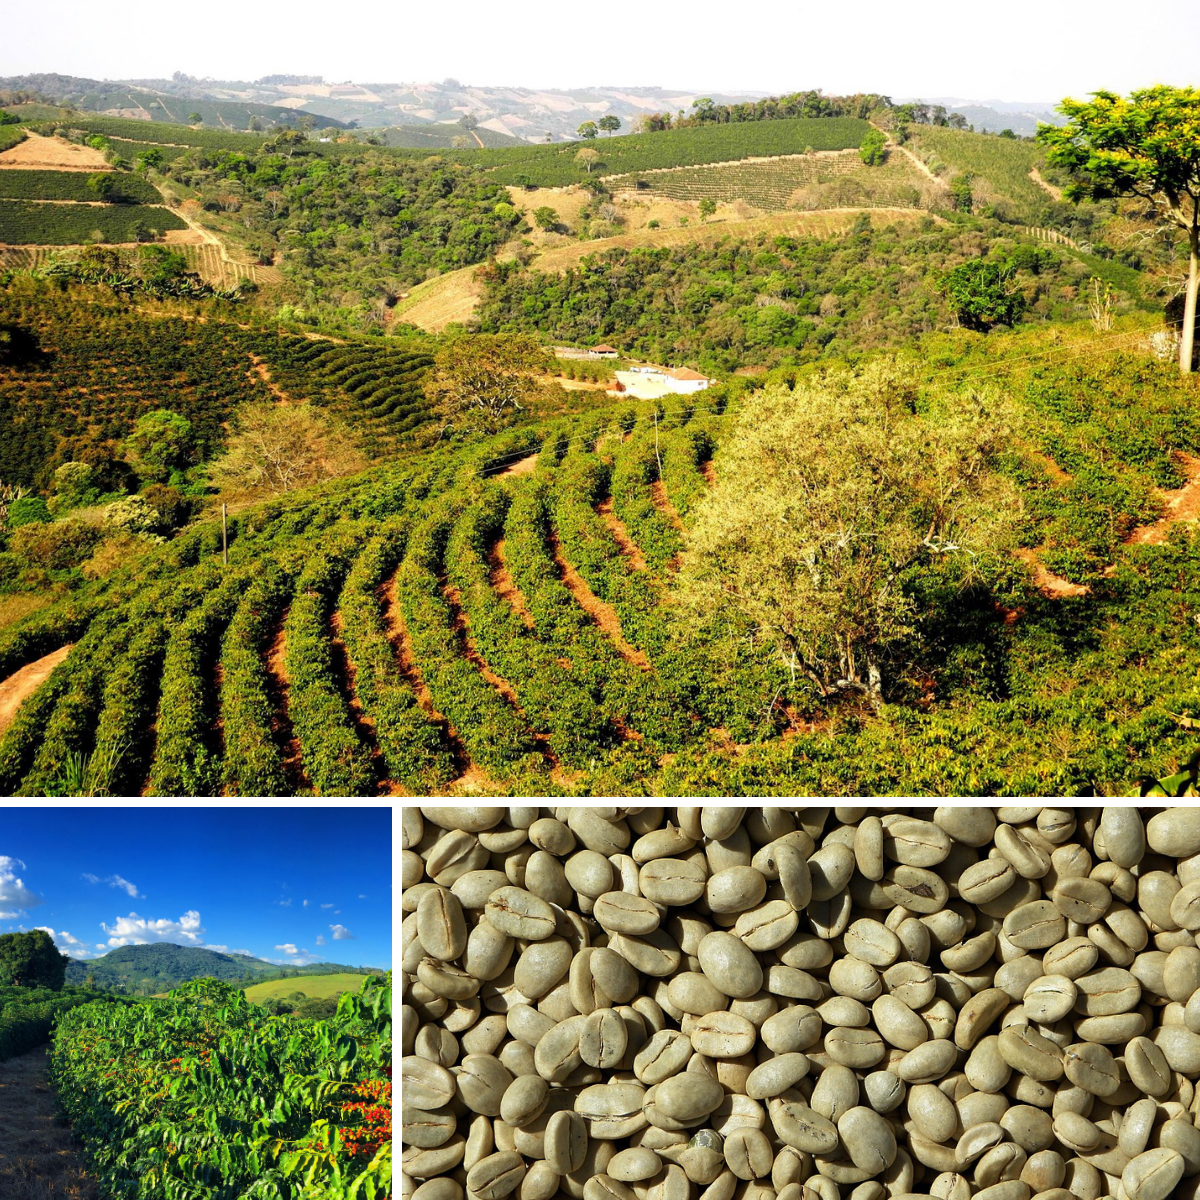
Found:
221,503 -> 228,566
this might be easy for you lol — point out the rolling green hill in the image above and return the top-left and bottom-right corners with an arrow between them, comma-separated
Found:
62,943 -> 382,992
376,123 -> 524,149
405,116 -> 872,187
1,309 -> 1198,797
242,972 -> 374,1003
0,76 -> 347,132
0,276 -> 438,488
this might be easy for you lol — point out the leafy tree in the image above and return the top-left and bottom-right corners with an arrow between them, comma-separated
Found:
1038,86 -> 1200,374
7,495 -> 51,527
598,115 -> 622,136
576,121 -> 598,140
459,114 -> 479,131
679,360 -> 1012,709
998,129 -> 1016,139
950,173 -> 974,212
938,258 -> 1026,331
533,206 -> 558,231
188,112 -> 202,124
209,402 -> 365,498
575,147 -> 601,174
123,409 -> 195,482
860,128 -> 887,166
86,173 -> 115,202
0,930 -> 70,990
698,197 -> 717,221
428,333 -> 549,433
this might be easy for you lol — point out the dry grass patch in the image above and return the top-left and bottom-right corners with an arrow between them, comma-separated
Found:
393,266 -> 487,333
0,593 -> 52,630
0,1045 -> 101,1200
0,133 -> 111,173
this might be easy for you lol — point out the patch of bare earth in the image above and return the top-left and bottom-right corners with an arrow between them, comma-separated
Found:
328,610 -> 393,795
1014,548 -> 1090,599
211,660 -> 227,795
0,645 -> 72,737
0,133 -> 111,172
0,1045 -> 101,1199
498,453 -> 538,478
1029,449 -> 1072,484
650,481 -> 685,534
1126,453 -> 1200,545
596,497 -> 647,571
700,459 -> 717,487
248,354 -> 293,404
378,569 -> 484,793
263,611 -> 309,792
547,528 -> 652,672
488,540 -> 535,629
1029,168 -> 1064,202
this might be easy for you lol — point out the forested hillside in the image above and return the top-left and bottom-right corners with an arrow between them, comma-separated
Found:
476,217 -> 1148,370
61,943 -> 383,992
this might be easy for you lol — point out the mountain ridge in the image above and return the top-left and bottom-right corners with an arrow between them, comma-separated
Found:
61,942 -> 384,993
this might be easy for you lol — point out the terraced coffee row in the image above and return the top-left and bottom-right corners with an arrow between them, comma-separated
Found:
0,393 -> 785,796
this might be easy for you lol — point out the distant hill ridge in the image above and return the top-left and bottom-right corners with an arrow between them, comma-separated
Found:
62,942 -> 383,993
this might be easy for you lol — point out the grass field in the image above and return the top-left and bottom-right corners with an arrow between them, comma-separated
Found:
417,117 -> 871,187
242,973 -> 373,1003
620,149 -> 939,213
906,126 -> 1052,219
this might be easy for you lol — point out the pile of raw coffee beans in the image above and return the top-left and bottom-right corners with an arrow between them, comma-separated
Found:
401,806 -> 1200,1200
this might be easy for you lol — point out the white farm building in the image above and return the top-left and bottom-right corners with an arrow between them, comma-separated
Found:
614,366 -> 712,399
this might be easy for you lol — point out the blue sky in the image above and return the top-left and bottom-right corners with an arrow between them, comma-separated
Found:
0,807 -> 391,969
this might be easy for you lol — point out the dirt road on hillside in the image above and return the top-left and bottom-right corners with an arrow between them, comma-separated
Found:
0,1044 -> 100,1199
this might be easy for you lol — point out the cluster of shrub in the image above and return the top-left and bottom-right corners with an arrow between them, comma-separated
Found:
257,989 -> 347,1020
0,408 -> 208,596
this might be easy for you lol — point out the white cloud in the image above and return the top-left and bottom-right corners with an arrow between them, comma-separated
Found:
0,855 -> 44,918
358,894 -> 367,900
81,872 -> 143,899
277,898 -> 292,907
275,943 -> 299,955
315,935 -> 326,946
100,910 -> 204,947
320,903 -> 334,909
302,899 -> 309,907
204,944 -> 252,955
330,925 -> 355,941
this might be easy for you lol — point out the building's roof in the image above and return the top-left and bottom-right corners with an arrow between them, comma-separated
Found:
592,344 -> 619,353
665,367 -> 709,381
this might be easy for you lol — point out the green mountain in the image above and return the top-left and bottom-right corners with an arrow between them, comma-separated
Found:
62,943 -> 382,993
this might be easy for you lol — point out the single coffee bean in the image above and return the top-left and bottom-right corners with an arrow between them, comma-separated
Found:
697,931 -> 763,999
486,887 -> 557,941
1121,1147 -> 1185,1200
593,892 -> 661,936
544,1110 -> 589,1174
468,1151 -> 527,1200
402,1054 -> 457,1110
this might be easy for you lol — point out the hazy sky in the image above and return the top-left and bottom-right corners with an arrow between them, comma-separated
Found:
5,0 -> 1197,101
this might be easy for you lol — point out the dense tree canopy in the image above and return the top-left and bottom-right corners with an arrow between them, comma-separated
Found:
679,360 -> 1014,708
1038,86 -> 1200,374
0,930 -> 69,989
